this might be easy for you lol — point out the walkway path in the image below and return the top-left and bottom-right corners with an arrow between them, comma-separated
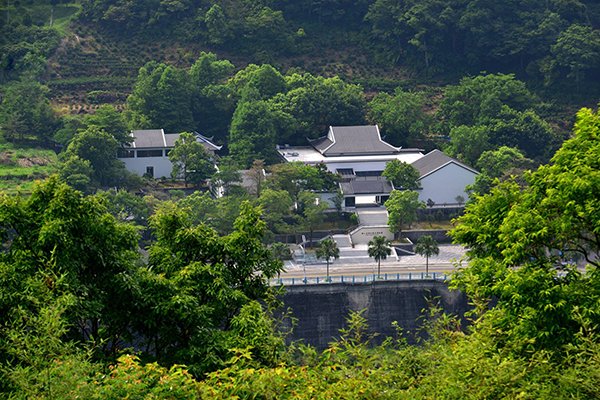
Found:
356,206 -> 389,226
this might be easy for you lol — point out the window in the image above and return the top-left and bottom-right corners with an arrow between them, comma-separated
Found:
137,149 -> 164,158
345,196 -> 356,207
145,166 -> 154,177
117,149 -> 135,158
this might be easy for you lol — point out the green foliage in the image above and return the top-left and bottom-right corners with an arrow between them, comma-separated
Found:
441,73 -> 558,164
384,190 -> 425,236
451,106 -> 600,357
315,238 -> 340,279
169,132 -> 215,187
551,24 -> 600,90
266,162 -> 340,200
414,235 -> 439,276
258,188 -> 294,231
59,126 -> 127,187
100,189 -> 156,226
211,159 -> 242,197
270,73 -> 367,142
270,242 -> 292,260
0,80 -> 58,143
142,201 -> 284,374
229,99 -> 278,167
83,104 -> 130,145
298,191 -> 329,248
368,235 -> 392,276
382,159 -> 421,190
177,190 -> 217,227
468,146 -> 533,195
0,177 -> 140,359
440,74 -> 535,127
127,62 -> 193,132
367,89 -> 432,147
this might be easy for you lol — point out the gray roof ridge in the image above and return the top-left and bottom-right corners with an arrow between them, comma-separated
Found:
413,149 -> 479,179
322,126 -> 336,154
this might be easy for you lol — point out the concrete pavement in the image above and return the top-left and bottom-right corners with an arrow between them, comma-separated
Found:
282,244 -> 467,277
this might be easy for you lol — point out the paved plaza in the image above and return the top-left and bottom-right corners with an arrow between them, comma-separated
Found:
283,243 -> 467,272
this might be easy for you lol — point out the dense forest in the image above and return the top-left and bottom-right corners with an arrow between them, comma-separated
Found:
2,0 -> 600,397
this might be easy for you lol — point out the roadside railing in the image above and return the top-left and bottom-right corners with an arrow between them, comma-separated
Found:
270,272 -> 449,286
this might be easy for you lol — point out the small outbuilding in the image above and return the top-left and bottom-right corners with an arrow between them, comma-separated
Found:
117,129 -> 221,178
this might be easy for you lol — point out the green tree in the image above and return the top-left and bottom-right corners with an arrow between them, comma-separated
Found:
0,80 -> 57,143
169,132 -> 215,187
177,190 -> 217,227
486,107 -> 557,160
229,100 -> 277,167
101,190 -> 155,226
332,189 -> 345,221
189,53 -> 236,141
204,4 -> 233,45
382,159 -> 421,190
211,159 -> 242,196
298,191 -> 329,249
84,104 -> 131,145
446,125 -> 491,167
451,106 -> 600,356
270,242 -> 291,261
60,126 -> 127,187
247,64 -> 287,100
258,188 -> 293,231
315,238 -> 340,281
126,62 -> 192,132
367,89 -> 432,147
384,190 -> 425,237
57,155 -> 94,193
439,74 -> 535,127
468,146 -> 533,195
270,73 -> 367,141
54,114 -> 85,146
368,236 -> 392,277
415,235 -> 439,277
0,177 -> 140,356
551,24 -> 600,92
266,162 -> 340,201
142,201 -> 284,374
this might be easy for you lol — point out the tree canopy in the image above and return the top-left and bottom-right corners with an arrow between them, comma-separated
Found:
451,105 -> 600,355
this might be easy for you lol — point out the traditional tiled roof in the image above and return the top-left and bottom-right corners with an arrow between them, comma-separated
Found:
309,125 -> 402,156
127,130 -> 222,151
130,129 -> 166,148
411,149 -> 479,179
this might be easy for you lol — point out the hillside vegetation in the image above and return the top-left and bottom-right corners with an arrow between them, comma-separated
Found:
1,108 -> 600,397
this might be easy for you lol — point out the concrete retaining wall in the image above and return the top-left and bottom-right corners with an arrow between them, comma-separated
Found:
278,280 -> 469,349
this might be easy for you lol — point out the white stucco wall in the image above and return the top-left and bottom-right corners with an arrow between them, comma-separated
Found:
325,160 -> 391,173
417,163 -> 476,205
119,154 -> 173,178
350,225 -> 395,245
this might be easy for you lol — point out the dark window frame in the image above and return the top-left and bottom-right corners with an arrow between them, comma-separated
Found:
137,149 -> 164,158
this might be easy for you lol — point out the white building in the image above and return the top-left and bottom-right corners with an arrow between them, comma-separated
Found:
411,149 -> 478,205
117,129 -> 221,178
277,125 -> 478,206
